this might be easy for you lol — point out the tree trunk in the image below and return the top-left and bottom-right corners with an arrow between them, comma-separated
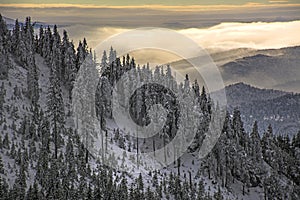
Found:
177,157 -> 181,176
136,128 -> 139,168
189,171 -> 192,189
105,130 -> 108,161
85,148 -> 89,163
153,139 -> 156,157
101,126 -> 104,163
54,120 -> 57,159
164,136 -> 166,163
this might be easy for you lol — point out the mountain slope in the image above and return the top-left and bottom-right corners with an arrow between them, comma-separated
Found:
217,83 -> 300,136
220,46 -> 300,93
169,46 -> 300,93
220,82 -> 288,106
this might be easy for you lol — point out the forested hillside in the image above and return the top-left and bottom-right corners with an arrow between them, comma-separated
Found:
0,15 -> 300,200
216,83 -> 300,136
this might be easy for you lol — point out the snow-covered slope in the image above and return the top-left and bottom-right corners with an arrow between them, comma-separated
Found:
1,15 -> 299,199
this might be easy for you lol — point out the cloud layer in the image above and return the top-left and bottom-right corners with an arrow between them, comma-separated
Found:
1,4 -> 299,58
179,20 -> 300,50
65,20 -> 300,52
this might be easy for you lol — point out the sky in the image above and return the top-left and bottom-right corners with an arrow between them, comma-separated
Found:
1,0 -> 300,6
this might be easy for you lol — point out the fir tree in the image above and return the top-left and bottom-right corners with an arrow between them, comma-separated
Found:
47,51 -> 65,159
197,179 -> 205,200
250,121 -> 263,161
0,176 -> 9,200
0,155 -> 4,174
37,26 -> 44,55
12,160 -> 27,200
232,108 -> 248,149
12,19 -> 20,55
213,186 -> 223,200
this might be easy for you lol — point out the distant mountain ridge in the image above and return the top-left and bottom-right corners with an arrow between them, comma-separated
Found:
223,82 -> 289,106
170,45 -> 300,93
3,16 -> 63,30
220,46 -> 300,93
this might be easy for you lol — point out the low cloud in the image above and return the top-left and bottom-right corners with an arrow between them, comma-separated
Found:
65,21 -> 300,52
179,20 -> 300,50
269,0 -> 289,3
